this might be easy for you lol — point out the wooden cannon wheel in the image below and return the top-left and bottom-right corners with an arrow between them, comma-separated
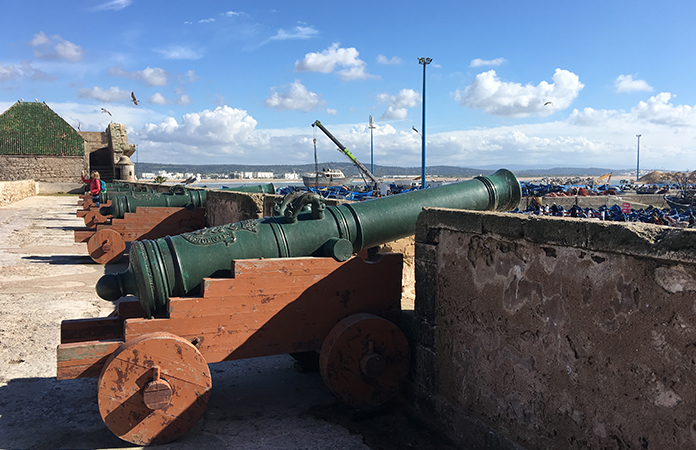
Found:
87,229 -> 126,265
319,313 -> 410,410
97,332 -> 212,446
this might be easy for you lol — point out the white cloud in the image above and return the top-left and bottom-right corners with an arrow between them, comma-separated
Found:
155,46 -> 204,60
264,80 -> 326,112
148,93 -> 168,105
377,55 -> 402,65
295,43 -> 376,80
109,65 -> 168,86
632,92 -> 696,127
138,106 -> 259,148
470,58 -> 506,68
28,32 -> 84,62
0,60 -> 56,82
86,90 -> 696,169
377,89 -> 420,120
28,32 -> 50,46
199,18 -> 215,24
20,60 -> 56,81
326,108 -> 337,115
76,86 -> 132,102
268,26 -> 319,42
185,70 -> 200,83
566,107 -> 622,127
0,62 -> 20,81
90,0 -> 133,11
221,11 -> 239,17
615,74 -> 653,93
175,94 -> 193,106
454,69 -> 584,117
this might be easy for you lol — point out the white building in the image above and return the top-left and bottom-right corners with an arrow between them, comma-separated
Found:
284,172 -> 300,180
255,172 -> 274,179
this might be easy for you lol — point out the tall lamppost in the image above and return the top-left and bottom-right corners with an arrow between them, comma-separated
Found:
418,57 -> 432,188
369,115 -> 375,175
636,134 -> 642,182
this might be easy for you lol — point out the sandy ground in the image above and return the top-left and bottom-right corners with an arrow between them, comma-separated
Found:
0,195 -> 457,450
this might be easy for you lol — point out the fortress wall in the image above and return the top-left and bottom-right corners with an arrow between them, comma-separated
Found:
409,208 -> 696,449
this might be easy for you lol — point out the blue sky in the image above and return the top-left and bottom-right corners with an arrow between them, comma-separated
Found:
1,0 -> 695,171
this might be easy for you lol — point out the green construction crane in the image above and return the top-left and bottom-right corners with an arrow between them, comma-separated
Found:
312,120 -> 380,190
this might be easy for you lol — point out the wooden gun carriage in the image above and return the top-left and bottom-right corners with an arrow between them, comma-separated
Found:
57,254 -> 409,446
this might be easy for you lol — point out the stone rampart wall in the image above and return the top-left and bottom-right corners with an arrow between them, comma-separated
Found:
411,208 -> 696,449
0,179 -> 38,207
0,155 -> 84,182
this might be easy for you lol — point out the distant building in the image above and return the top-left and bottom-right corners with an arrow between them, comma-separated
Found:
0,101 -> 83,182
0,101 -> 135,183
255,172 -> 274,179
0,101 -> 136,183
284,172 -> 300,180
80,122 -> 136,182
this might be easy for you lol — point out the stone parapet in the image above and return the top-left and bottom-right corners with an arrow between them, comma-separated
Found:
412,207 -> 696,449
0,179 -> 38,207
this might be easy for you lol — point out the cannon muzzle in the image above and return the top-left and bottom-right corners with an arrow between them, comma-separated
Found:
97,169 -> 521,317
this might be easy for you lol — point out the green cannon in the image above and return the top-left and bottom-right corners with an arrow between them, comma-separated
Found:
219,183 -> 276,194
97,169 -> 521,317
99,187 -> 207,219
97,186 -> 155,204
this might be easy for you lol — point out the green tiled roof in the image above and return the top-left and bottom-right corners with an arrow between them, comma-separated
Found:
0,101 -> 84,156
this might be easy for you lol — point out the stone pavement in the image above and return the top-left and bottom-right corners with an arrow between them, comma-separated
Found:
0,195 -> 458,450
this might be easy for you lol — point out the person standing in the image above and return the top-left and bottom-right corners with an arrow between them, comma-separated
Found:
81,170 -> 101,198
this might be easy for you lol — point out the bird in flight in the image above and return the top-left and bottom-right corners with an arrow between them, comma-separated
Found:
101,107 -> 112,116
184,173 -> 202,184
131,92 -> 140,106
544,101 -> 553,106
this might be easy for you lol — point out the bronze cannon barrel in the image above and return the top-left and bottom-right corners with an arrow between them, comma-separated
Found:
97,169 -> 521,317
99,188 -> 207,219
219,183 -> 276,194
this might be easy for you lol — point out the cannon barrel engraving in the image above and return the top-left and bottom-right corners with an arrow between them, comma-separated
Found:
97,169 -> 521,317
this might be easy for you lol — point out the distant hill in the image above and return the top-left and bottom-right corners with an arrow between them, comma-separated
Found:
134,162 -> 624,179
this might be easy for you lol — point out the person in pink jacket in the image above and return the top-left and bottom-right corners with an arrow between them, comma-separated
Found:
81,170 -> 101,197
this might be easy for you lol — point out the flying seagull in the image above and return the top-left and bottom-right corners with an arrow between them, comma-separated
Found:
101,107 -> 112,116
184,173 -> 201,184
544,101 -> 553,106
131,92 -> 140,106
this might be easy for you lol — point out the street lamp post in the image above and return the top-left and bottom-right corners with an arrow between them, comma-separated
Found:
636,134 -> 642,182
418,57 -> 432,188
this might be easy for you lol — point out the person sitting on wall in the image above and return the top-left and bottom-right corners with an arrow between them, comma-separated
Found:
81,170 -> 101,202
